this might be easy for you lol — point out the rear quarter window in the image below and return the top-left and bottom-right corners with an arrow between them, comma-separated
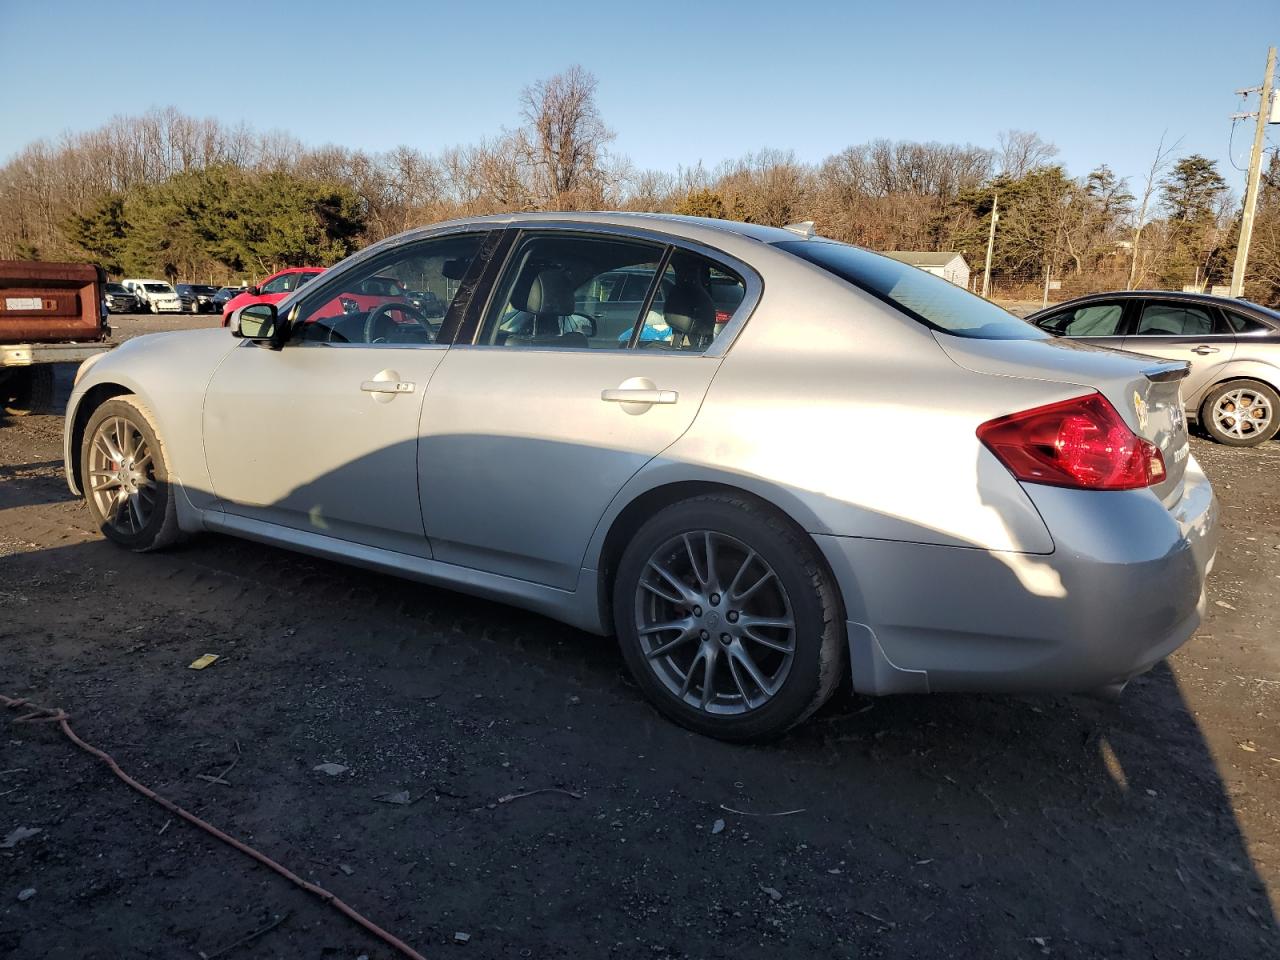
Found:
775,239 -> 1046,340
1224,310 -> 1276,335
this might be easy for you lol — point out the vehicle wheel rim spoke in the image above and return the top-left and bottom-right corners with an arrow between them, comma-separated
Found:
635,530 -> 794,717
1215,390 -> 1272,437
89,416 -> 155,535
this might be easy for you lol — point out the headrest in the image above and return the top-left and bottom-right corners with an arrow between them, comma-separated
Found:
663,282 -> 717,336
512,268 -> 575,316
442,257 -> 470,281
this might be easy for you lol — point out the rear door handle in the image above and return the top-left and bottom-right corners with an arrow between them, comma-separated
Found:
361,380 -> 415,394
1189,345 -> 1220,355
601,388 -> 678,404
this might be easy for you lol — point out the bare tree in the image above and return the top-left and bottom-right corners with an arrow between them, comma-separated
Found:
518,65 -> 614,210
1127,132 -> 1182,289
997,130 -> 1058,179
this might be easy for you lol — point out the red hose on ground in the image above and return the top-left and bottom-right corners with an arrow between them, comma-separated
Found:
2,693 -> 428,960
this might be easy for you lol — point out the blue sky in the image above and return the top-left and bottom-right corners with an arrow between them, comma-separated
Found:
2,0 -> 1276,197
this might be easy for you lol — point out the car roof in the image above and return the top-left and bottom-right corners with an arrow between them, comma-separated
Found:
1038,290 -> 1268,314
392,211 -> 803,248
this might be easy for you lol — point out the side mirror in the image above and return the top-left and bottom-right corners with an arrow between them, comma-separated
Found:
231,303 -> 278,342
247,285 -> 261,296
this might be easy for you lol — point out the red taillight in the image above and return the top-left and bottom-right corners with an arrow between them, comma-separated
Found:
977,393 -> 1166,491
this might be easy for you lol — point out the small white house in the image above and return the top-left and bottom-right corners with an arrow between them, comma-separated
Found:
882,251 -> 971,289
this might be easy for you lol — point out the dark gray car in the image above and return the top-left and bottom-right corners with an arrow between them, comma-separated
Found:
1030,291 -> 1280,446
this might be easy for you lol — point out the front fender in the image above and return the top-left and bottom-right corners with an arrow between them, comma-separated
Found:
64,329 -> 238,509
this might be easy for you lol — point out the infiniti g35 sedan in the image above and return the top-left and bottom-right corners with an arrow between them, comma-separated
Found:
64,213 -> 1220,741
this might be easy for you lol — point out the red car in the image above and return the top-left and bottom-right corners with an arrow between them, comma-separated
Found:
221,267 -> 325,325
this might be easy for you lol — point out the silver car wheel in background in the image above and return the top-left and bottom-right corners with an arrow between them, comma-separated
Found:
88,416 -> 156,535
1211,387 -> 1273,440
635,531 -> 796,716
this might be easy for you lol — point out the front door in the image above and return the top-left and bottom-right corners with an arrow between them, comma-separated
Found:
1032,299 -> 1128,350
202,232 -> 493,557
419,230 -> 752,590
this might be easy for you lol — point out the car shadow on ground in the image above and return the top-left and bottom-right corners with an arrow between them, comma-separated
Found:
2,513 -> 1276,958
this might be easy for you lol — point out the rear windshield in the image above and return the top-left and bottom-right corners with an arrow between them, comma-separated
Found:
775,239 -> 1046,340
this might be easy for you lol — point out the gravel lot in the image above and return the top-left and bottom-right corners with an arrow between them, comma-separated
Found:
1,315 -> 1277,959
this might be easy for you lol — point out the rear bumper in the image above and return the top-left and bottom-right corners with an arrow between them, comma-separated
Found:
816,457 -> 1219,696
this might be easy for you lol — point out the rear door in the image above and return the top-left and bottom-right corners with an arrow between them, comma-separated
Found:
418,228 -> 755,589
1120,298 -> 1235,399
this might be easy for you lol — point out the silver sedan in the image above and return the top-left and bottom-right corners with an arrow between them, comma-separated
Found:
64,214 -> 1220,740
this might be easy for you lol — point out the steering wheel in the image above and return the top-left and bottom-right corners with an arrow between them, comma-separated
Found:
363,299 -> 434,344
564,312 -> 598,337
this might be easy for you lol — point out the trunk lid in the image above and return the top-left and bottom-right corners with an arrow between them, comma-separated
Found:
935,333 -> 1191,505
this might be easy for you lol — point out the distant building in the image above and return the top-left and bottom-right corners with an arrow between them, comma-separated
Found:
882,251 -> 971,289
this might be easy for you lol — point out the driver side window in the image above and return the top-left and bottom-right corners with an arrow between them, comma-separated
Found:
289,234 -> 487,346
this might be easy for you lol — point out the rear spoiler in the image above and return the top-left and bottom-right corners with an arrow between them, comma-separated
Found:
1142,360 -> 1190,383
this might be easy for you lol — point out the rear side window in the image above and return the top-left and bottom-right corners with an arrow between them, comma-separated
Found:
1037,303 -> 1125,337
776,240 -> 1044,340
1134,302 -> 1216,337
633,250 -> 746,352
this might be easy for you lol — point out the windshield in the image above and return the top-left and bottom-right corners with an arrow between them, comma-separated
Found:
107,283 -> 127,294
775,239 -> 1046,340
144,283 -> 173,293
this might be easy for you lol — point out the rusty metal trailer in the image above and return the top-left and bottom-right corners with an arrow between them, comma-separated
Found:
1,260 -> 113,415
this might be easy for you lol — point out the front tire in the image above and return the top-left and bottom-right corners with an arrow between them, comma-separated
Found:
80,396 -> 181,551
613,494 -> 844,742
1201,380 -> 1280,446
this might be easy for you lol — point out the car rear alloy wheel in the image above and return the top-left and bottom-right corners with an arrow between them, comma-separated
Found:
81,396 -> 181,551
615,495 -> 843,741
636,530 -> 796,715
1203,380 -> 1280,446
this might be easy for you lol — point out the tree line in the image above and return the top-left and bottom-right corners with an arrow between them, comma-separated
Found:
1,66 -> 1277,305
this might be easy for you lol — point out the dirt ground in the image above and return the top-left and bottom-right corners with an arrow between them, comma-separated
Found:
1,315 -> 1278,959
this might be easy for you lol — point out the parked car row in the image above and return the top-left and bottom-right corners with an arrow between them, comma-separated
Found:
102,270 -> 330,317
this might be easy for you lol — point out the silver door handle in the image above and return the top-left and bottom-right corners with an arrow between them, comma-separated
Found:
1190,345 -> 1219,355
361,380 -> 415,394
601,388 -> 678,404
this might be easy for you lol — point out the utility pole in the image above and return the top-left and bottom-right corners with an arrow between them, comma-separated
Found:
1229,45 -> 1276,298
980,191 -> 998,298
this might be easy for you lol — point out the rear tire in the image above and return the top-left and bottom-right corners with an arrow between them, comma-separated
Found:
80,396 -> 182,552
1201,380 -> 1280,446
613,494 -> 844,742
2,366 -> 55,416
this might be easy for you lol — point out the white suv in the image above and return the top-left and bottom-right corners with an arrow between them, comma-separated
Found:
121,279 -> 183,314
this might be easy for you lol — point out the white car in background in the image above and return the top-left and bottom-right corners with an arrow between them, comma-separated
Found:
121,279 -> 182,314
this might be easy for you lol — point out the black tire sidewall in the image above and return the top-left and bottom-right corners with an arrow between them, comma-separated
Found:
1202,380 -> 1280,446
80,398 -> 174,550
614,497 -> 836,742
